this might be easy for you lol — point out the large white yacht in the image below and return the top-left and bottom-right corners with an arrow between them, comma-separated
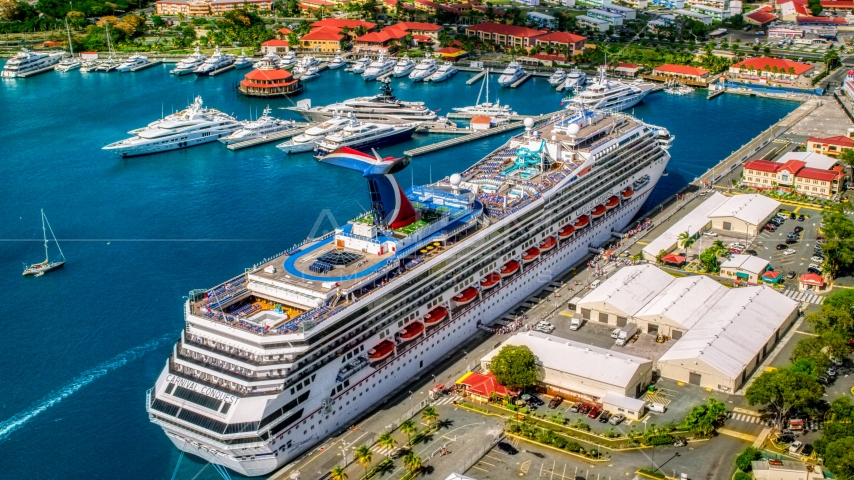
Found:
275,115 -> 353,154
566,67 -> 654,112
278,51 -> 295,69
287,80 -> 437,123
562,68 -> 587,90
103,96 -> 242,157
408,56 -> 437,81
350,56 -> 371,74
427,61 -> 457,82
171,47 -> 207,75
392,56 -> 416,77
498,62 -> 525,87
194,47 -> 235,76
219,107 -> 300,145
117,53 -> 149,72
548,69 -> 566,87
233,50 -> 253,69
452,68 -> 516,117
1,49 -> 63,77
328,54 -> 345,70
314,120 -> 417,156
362,54 -> 395,81
146,107 -> 672,477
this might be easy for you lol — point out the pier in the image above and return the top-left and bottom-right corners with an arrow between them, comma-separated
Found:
129,60 -> 162,72
707,89 -> 725,100
404,112 -> 553,157
510,73 -> 532,88
209,64 -> 235,76
18,65 -> 56,77
466,70 -> 487,85
225,124 -> 309,151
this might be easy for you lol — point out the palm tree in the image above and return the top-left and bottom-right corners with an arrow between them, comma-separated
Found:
377,431 -> 397,458
677,230 -> 695,258
401,419 -> 417,444
354,444 -> 372,479
329,465 -> 348,480
422,406 -> 439,426
403,451 -> 423,474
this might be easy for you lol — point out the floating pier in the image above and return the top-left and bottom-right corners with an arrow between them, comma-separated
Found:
446,113 -> 539,121
466,70 -> 486,85
130,60 -> 161,72
209,64 -> 235,76
226,125 -> 310,151
510,73 -> 532,88
18,65 -> 57,78
708,89 -> 725,100
404,122 -> 524,157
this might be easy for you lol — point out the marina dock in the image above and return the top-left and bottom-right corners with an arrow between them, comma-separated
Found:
404,122 -> 525,156
708,89 -> 725,100
209,64 -> 235,76
18,65 -> 57,78
466,70 -> 486,85
225,124 -> 309,151
130,60 -> 162,72
510,73 -> 533,88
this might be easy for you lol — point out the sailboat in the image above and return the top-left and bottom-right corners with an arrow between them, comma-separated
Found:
23,210 -> 66,277
451,68 -> 517,117
55,19 -> 82,72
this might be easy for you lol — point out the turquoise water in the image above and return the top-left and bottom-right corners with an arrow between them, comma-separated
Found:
0,64 -> 795,479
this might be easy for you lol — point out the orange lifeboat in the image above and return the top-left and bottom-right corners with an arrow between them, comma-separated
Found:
622,188 -> 634,199
591,205 -> 606,219
453,286 -> 479,306
539,236 -> 557,252
500,260 -> 520,278
558,225 -> 575,239
424,306 -> 448,327
398,321 -> 424,343
605,196 -> 620,209
574,215 -> 590,229
522,247 -> 541,264
368,339 -> 396,362
481,272 -> 501,290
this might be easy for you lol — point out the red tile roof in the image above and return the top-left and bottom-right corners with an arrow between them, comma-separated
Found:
797,14 -> 847,22
800,273 -> 825,286
797,167 -> 843,182
732,57 -> 814,75
653,64 -> 709,76
393,21 -> 443,31
776,0 -> 807,4
746,10 -> 778,23
471,115 -> 492,124
311,18 -> 376,30
435,46 -> 465,54
355,31 -> 401,43
262,39 -> 290,46
535,31 -> 587,44
466,21 -> 545,38
412,34 -> 433,42
531,54 -> 567,61
662,254 -> 686,265
821,0 -> 854,8
809,135 -> 854,148
759,4 -> 775,11
744,159 -> 782,173
243,68 -> 294,81
277,27 -> 292,35
763,270 -> 783,279
301,27 -> 345,41
780,159 -> 807,173
460,372 -> 513,398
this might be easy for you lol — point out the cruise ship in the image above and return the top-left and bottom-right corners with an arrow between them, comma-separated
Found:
219,107 -> 299,145
103,96 -> 242,157
286,81 -> 438,123
1,49 -> 63,77
313,121 -> 417,156
566,67 -> 654,112
146,107 -> 671,477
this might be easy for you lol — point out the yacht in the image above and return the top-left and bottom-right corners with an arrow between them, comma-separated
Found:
103,96 -> 242,157
409,57 -> 437,81
194,47 -> 235,76
350,56 -> 371,74
298,66 -> 320,81
172,47 -> 207,75
298,56 -> 321,69
2,49 -> 63,77
287,80 -> 437,123
22,210 -> 66,277
362,54 -> 395,81
562,69 -> 587,90
55,20 -> 82,72
275,115 -> 353,154
328,54 -> 345,70
392,55 -> 416,78
95,24 -> 119,72
79,60 -> 98,73
314,120 -> 417,157
452,68 -> 516,117
117,53 -> 149,72
279,51 -> 296,69
498,62 -> 525,87
548,69 -> 566,87
233,50 -> 253,69
220,107 -> 299,145
427,62 -> 457,82
565,66 -> 654,112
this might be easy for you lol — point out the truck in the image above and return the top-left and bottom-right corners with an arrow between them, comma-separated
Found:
615,323 -> 638,346
570,317 -> 582,330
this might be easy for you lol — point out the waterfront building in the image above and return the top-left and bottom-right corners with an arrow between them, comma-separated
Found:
465,22 -> 546,48
821,0 -> 854,12
728,57 -> 814,87
745,7 -> 779,25
527,12 -> 557,28
650,64 -> 710,85
353,22 -> 443,53
237,56 -> 302,98
261,40 -> 290,55
155,0 -> 272,15
674,9 -> 713,25
807,134 -> 854,158
611,62 -> 640,78
689,3 -> 732,20
720,255 -> 771,285
587,9 -> 625,26
533,32 -> 587,56
685,0 -> 729,11
299,28 -> 346,53
742,153 -> 844,199
576,15 -> 611,32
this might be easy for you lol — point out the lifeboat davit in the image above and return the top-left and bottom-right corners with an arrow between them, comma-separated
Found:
539,236 -> 557,252
591,205 -> 606,219
424,306 -> 448,327
574,215 -> 590,229
453,286 -> 479,306
398,321 -> 425,343
622,188 -> 634,199
522,247 -> 541,264
481,272 -> 501,290
606,196 -> 620,209
558,225 -> 575,239
500,260 -> 520,277
368,339 -> 396,362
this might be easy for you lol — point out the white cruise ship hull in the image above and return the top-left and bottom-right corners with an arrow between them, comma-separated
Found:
147,157 -> 666,476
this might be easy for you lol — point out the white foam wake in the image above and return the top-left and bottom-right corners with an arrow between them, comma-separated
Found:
0,335 -> 170,441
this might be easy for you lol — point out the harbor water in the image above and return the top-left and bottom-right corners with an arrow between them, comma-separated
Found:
0,64 -> 795,479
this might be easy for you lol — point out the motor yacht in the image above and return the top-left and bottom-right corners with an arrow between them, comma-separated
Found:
497,62 -> 525,87
409,57 -> 437,81
95,57 -> 120,72
565,66 -> 654,112
314,120 -> 417,157
362,54 -> 395,81
117,53 -> 149,72
220,106 -> 299,145
233,50 -> 253,69
427,62 -> 457,82
452,68 -> 516,117
194,47 -> 235,76
351,57 -> 371,74
298,56 -> 321,69
55,20 -> 81,72
286,80 -> 437,123
548,69 -> 566,87
103,96 -> 242,157
392,55 -> 415,77
299,66 -> 320,81
2,49 -> 63,77
79,60 -> 98,73
562,68 -> 587,90
328,54 -> 345,69
276,114 -> 354,154
172,47 -> 207,75
278,51 -> 296,69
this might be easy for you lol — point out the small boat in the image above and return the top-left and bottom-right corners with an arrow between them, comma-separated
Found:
424,305 -> 448,327
23,209 -> 66,277
591,205 -> 606,219
574,215 -> 590,229
397,321 -> 425,343
328,54 -> 345,69
367,339 -> 396,362
55,20 -> 81,72
452,286 -> 478,306
622,188 -> 634,199
522,247 -> 540,264
605,196 -> 620,209
500,260 -> 520,277
427,62 -> 457,83
558,225 -> 575,239
480,273 -> 501,290
539,237 -> 557,252
351,56 -> 371,74
233,50 -> 253,69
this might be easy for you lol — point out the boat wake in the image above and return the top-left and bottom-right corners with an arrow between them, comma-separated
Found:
0,334 -> 171,441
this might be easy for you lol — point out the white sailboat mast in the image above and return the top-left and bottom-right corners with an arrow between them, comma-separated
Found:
43,210 -> 65,261
41,208 -> 49,263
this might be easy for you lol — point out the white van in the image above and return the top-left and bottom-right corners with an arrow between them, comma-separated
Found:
589,279 -> 601,289
647,402 -> 667,413
570,317 -> 582,330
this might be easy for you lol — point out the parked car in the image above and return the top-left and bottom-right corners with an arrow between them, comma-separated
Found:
817,375 -> 832,385
776,212 -> 789,219
794,226 -> 804,233
789,441 -> 804,454
548,396 -> 563,409
786,239 -> 799,244
674,437 -> 688,447
578,404 -> 591,414
588,407 -> 600,419
816,236 -> 825,244
787,271 -> 796,279
808,267 -> 822,275
527,395 -> 544,406
598,411 -> 612,423
729,243 -> 745,249
803,444 -> 814,456
776,244 -> 788,250
746,249 -> 758,256
798,215 -> 805,221
496,442 -> 519,455
809,263 -> 823,271
570,403 -> 581,413
703,231 -> 718,237
609,414 -> 626,425
764,225 -> 777,232
790,213 -> 797,220
811,256 -> 824,263
784,249 -> 797,255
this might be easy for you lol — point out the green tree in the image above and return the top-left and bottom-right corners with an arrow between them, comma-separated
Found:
151,14 -> 166,29
656,249 -> 667,263
735,446 -> 763,472
839,148 -> 854,169
488,345 -> 539,391
745,368 -> 824,426
683,398 -> 727,437
354,444 -> 372,479
789,358 -> 818,377
329,464 -> 348,480
677,231 -> 695,257
829,397 -> 854,423
819,206 -> 854,279
400,419 -> 417,444
403,451 -> 423,473
824,437 -> 854,479
699,247 -> 720,272
422,406 -> 439,426
824,47 -> 841,70
377,431 -> 396,458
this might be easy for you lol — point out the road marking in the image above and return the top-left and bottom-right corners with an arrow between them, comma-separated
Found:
636,242 -> 648,245
471,465 -> 489,472
718,428 -> 758,442
479,460 -> 497,467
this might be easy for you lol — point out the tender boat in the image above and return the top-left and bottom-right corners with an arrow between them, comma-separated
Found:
574,215 -> 590,229
480,273 -> 501,290
367,339 -> 396,362
452,287 -> 478,306
423,306 -> 448,327
397,321 -> 425,343
539,237 -> 557,252
500,260 -> 520,277
522,247 -> 540,264
558,225 -> 575,239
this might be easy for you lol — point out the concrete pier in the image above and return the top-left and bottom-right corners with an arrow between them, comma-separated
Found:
130,60 -> 161,72
466,70 -> 486,85
209,64 -> 235,76
510,73 -> 532,88
225,125 -> 310,151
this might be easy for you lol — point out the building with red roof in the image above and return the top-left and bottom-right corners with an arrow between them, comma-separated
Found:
466,22 -> 546,49
820,0 -> 854,11
807,135 -> 854,157
776,0 -> 808,20
277,27 -> 292,38
796,14 -> 847,23
310,18 -> 377,31
729,57 -> 814,86
155,0 -> 271,16
457,371 -> 514,402
799,273 -> 826,292
261,39 -> 290,54
534,31 -> 587,57
238,55 -> 301,98
742,153 -> 843,199
651,64 -> 710,84
414,0 -> 462,15
300,27 -> 346,52
745,9 -> 778,25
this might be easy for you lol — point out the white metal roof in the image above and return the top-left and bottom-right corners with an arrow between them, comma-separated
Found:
642,192 -> 728,258
482,331 -> 652,389
721,254 -> 771,275
707,194 -> 780,227
575,265 -> 675,318
600,392 -> 646,411
778,151 -> 839,171
658,286 -> 798,379
634,275 -> 729,330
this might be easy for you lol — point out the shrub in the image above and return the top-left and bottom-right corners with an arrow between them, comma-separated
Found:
573,419 -> 591,431
735,447 -> 763,472
637,468 -> 665,479
733,472 -> 752,480
565,441 -> 583,453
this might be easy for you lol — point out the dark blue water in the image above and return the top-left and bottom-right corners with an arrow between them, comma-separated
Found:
0,64 -> 795,479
